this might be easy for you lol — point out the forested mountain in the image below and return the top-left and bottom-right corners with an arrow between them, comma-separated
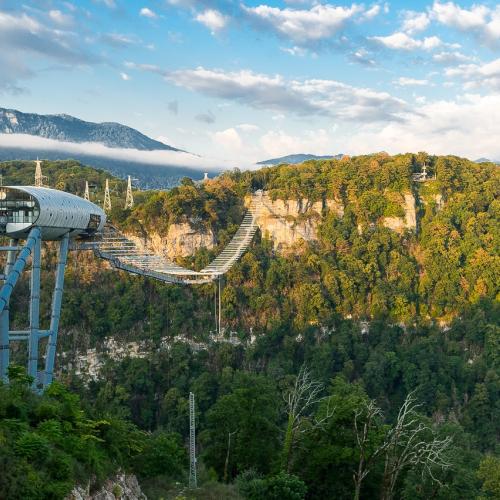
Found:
0,157 -> 213,191
0,108 -> 179,151
1,154 -> 498,499
0,109 -> 219,188
257,153 -> 343,165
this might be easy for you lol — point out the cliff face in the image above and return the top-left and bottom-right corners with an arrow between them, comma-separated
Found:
127,222 -> 214,260
252,193 -> 344,250
66,473 -> 146,500
128,191 -> 425,257
382,193 -> 417,233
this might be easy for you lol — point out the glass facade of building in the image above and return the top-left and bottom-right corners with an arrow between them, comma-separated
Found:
0,188 -> 40,226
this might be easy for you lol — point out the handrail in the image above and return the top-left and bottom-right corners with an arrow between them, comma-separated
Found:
92,192 -> 263,285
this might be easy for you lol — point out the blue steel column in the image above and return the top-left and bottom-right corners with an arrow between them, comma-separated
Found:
43,233 -> 69,388
0,228 -> 40,316
28,230 -> 41,387
0,239 -> 18,383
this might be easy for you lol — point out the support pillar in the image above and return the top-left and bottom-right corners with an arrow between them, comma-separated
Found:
218,277 -> 222,335
189,392 -> 197,489
0,239 -> 18,383
28,232 -> 41,387
43,233 -> 69,388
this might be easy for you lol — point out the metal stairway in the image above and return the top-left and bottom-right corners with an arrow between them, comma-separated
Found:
93,191 -> 263,285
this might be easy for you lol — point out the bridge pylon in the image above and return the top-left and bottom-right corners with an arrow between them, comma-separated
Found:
103,179 -> 112,212
0,230 -> 69,391
125,175 -> 134,209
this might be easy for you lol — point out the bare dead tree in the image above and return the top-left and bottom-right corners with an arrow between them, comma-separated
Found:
282,365 -> 335,471
353,400 -> 388,500
379,392 -> 452,500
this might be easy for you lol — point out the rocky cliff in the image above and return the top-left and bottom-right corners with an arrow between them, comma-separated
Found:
127,191 -> 426,257
382,192 -> 417,233
66,473 -> 146,500
252,193 -> 344,250
127,222 -> 215,260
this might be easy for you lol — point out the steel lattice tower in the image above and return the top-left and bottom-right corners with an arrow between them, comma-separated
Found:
125,175 -> 134,209
189,392 -> 197,489
84,181 -> 90,201
34,159 -> 45,187
103,179 -> 112,212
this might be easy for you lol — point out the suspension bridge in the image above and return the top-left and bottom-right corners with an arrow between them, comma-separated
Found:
92,191 -> 262,285
0,169 -> 264,391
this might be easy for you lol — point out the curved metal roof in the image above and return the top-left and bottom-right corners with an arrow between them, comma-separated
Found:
9,186 -> 103,212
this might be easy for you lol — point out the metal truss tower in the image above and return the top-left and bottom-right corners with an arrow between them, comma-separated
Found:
34,158 -> 47,187
189,392 -> 197,489
125,175 -> 134,209
84,181 -> 90,201
103,179 -> 112,212
0,229 -> 69,391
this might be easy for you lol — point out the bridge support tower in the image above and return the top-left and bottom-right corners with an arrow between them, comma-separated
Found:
189,392 -> 197,488
0,229 -> 69,391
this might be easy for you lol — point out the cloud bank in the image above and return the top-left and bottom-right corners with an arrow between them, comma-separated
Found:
165,67 -> 411,123
0,134 -> 232,171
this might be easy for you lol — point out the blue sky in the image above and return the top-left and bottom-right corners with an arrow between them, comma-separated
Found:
2,0 -> 500,166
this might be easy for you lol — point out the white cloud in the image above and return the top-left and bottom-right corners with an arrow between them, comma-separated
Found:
195,9 -> 228,34
102,33 -> 141,47
445,57 -> 500,90
166,66 -> 410,122
431,1 -> 488,31
0,10 -> 98,93
97,0 -> 116,8
236,123 -> 260,132
120,72 -> 130,81
281,46 -> 307,57
213,128 -> 243,151
430,1 -> 500,47
401,11 -> 430,34
351,48 -> 376,66
0,134 -> 229,170
48,10 -> 73,26
394,77 -> 429,86
242,3 -> 366,44
361,5 -> 380,20
259,129 -> 332,158
371,32 -> 442,51
432,50 -> 474,65
139,7 -> 157,19
342,93 -> 500,161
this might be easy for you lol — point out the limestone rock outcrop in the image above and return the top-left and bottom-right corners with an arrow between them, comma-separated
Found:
127,222 -> 214,260
382,193 -> 417,233
250,193 -> 344,250
66,473 -> 146,500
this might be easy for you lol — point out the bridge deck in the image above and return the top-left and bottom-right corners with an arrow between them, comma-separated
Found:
91,192 -> 263,284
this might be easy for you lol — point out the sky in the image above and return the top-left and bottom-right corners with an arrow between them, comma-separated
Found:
1,0 -> 500,168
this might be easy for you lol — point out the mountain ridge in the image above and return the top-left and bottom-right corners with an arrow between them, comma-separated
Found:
0,107 -> 220,188
0,107 -> 181,151
257,153 -> 344,165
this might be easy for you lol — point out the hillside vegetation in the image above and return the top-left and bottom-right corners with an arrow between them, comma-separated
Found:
1,153 -> 498,499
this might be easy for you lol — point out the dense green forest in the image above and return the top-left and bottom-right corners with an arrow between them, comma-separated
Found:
0,155 -> 498,499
